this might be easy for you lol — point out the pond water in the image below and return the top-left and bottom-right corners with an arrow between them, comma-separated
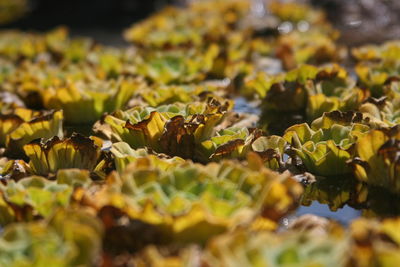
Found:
233,97 -> 261,115
297,202 -> 361,225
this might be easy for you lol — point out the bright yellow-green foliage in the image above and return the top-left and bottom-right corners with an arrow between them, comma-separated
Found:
0,0 -> 400,266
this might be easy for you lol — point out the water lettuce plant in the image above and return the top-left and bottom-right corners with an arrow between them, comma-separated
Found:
100,98 -> 232,160
42,78 -> 140,124
255,64 -> 366,134
135,45 -> 219,84
23,133 -> 103,176
0,108 -> 63,158
350,127 -> 400,194
284,111 -> 370,176
0,210 -> 103,267
86,156 -> 303,244
0,0 -> 399,264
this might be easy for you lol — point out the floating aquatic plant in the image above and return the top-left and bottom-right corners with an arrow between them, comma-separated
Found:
350,127 -> 400,194
284,111 -> 370,176
23,133 -> 103,176
86,156 -> 302,244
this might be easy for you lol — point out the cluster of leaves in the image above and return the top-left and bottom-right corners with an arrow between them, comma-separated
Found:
0,101 -> 63,158
132,216 -> 400,267
0,0 -> 400,266
93,151 -> 302,244
243,64 -> 367,132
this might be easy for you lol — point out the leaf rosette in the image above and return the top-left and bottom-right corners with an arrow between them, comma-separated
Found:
259,65 -> 365,131
101,98 -> 232,160
0,108 -> 64,158
0,176 -> 72,218
276,30 -> 344,70
0,169 -> 92,221
0,210 -> 103,267
42,78 -> 140,124
23,133 -> 103,176
88,157 -> 302,244
284,111 -> 370,176
349,127 -> 400,194
359,96 -> 400,128
135,45 -> 219,84
200,127 -> 261,161
110,142 -> 185,174
137,83 -> 222,107
0,27 -> 95,62
204,228 -> 347,267
352,41 -> 400,62
355,60 -> 400,98
199,127 -> 288,170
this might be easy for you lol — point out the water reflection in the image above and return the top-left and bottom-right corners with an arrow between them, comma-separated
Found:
234,97 -> 261,115
298,187 -> 400,225
301,174 -> 400,223
297,202 -> 361,225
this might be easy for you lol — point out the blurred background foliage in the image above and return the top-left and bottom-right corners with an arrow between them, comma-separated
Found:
0,0 -> 399,45
0,0 -> 27,24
